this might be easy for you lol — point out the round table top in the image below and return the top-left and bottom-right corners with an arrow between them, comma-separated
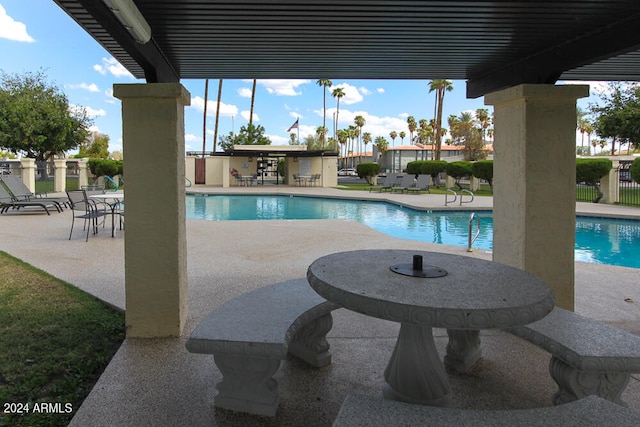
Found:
307,249 -> 555,329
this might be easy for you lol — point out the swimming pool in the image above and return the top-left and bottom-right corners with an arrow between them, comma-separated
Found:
186,194 -> 640,269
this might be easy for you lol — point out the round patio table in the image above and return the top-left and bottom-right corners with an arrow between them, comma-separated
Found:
307,249 -> 554,406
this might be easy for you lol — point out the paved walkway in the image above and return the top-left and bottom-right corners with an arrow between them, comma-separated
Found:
0,186 -> 638,426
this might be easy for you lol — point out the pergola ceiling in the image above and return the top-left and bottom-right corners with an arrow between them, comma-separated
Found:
54,1 -> 640,98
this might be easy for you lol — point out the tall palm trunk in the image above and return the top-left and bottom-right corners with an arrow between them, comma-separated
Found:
213,79 -> 223,152
249,79 -> 256,127
435,89 -> 445,160
202,79 -> 209,155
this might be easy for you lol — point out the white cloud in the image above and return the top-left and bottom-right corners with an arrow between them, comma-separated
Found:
185,133 -> 201,142
104,88 -> 117,104
190,96 -> 239,117
0,5 -> 35,42
240,110 -> 259,122
399,112 -> 409,118
377,88 -> 385,93
359,86 -> 372,95
93,57 -> 134,79
290,112 -> 302,120
329,83 -> 364,105
259,79 -> 310,96
67,82 -> 100,93
237,87 -> 253,98
266,134 -> 290,145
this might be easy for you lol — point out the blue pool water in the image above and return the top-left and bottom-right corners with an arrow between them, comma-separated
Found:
186,194 -> 640,269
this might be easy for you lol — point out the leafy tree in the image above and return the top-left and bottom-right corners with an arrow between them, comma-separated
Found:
0,150 -> 17,159
0,70 -> 92,169
219,124 -> 271,151
405,160 -> 428,176
590,83 -> 640,155
576,158 -> 612,203
79,132 -> 110,159
449,112 -> 487,161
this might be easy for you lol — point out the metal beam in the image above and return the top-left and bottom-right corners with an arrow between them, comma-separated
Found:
74,0 -> 179,83
466,13 -> 640,98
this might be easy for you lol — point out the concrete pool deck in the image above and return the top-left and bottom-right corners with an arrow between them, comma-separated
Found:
0,186 -> 639,426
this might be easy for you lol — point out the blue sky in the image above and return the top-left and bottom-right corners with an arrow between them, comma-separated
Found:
1,1 -> 604,155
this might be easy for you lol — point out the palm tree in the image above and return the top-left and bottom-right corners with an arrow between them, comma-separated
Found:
475,108 -> 491,145
399,131 -> 406,145
354,115 -> 366,164
202,79 -> 209,155
363,132 -> 372,159
375,136 -> 388,162
337,129 -> 348,160
577,108 -> 590,154
213,79 -> 223,152
249,79 -> 257,128
389,131 -> 397,148
332,87 -> 345,141
317,79 -> 333,149
407,116 -> 417,145
428,80 -> 453,160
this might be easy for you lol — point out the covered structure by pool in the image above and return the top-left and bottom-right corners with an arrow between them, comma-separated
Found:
53,0 -> 640,338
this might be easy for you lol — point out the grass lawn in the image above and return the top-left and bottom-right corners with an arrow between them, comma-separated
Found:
0,251 -> 125,427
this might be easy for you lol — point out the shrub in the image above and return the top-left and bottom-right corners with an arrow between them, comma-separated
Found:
405,160 -> 428,176
356,162 -> 381,185
471,160 -> 494,189
419,160 -> 447,187
88,159 -> 123,178
576,158 -> 612,203
630,157 -> 640,184
445,161 -> 472,190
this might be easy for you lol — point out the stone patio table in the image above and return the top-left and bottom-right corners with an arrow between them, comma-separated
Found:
307,249 -> 555,406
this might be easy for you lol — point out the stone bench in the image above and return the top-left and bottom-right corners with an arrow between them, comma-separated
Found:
333,394 -> 640,426
506,307 -> 640,405
185,278 -> 340,416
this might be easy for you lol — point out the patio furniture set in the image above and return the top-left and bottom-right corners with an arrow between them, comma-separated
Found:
0,175 -> 124,241
186,249 -> 640,423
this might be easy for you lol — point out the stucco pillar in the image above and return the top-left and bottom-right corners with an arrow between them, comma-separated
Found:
600,160 -> 618,204
77,158 -> 89,188
485,84 -> 589,311
20,158 -> 36,193
114,83 -> 191,337
54,159 -> 67,192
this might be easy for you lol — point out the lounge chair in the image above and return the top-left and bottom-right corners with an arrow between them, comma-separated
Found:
391,174 -> 416,193
405,174 -> 431,194
66,189 -> 110,241
0,184 -> 61,215
369,173 -> 398,192
0,175 -> 68,209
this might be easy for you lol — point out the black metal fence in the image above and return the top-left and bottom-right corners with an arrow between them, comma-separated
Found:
618,160 -> 640,207
576,183 -> 599,203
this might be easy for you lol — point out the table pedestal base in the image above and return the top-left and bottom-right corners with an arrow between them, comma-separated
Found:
383,323 -> 450,406
444,329 -> 482,374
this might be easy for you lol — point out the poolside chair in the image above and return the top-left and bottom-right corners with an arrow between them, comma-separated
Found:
0,175 -> 68,209
0,184 -> 61,215
66,189 -> 110,241
369,173 -> 398,192
391,174 -> 416,193
405,174 -> 431,194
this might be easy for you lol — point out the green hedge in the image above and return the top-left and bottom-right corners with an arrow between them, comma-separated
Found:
630,157 -> 640,184
576,158 -> 612,203
576,158 -> 612,184
471,160 -> 493,188
88,159 -> 123,178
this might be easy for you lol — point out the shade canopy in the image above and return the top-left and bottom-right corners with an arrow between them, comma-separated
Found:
54,1 -> 640,97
